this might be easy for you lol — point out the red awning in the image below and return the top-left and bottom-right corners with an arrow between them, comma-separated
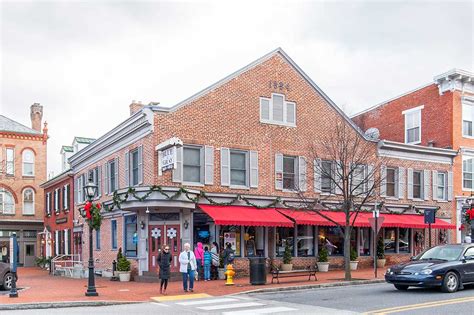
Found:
277,209 -> 455,230
199,205 -> 294,227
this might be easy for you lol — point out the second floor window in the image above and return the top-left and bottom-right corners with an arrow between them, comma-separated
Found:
230,150 -> 247,187
321,160 -> 334,193
412,170 -> 423,199
260,94 -> 296,126
107,159 -> 118,194
23,188 -> 34,215
88,167 -> 101,198
463,158 -> 473,190
283,156 -> 297,190
436,172 -> 447,200
183,146 -> 202,184
54,188 -> 60,212
0,189 -> 15,215
352,165 -> 367,195
6,148 -> 14,175
404,108 -> 421,144
386,168 -> 397,197
63,185 -> 70,210
46,192 -> 51,215
463,102 -> 474,137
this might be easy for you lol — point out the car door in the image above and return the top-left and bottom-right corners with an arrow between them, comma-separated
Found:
461,246 -> 474,282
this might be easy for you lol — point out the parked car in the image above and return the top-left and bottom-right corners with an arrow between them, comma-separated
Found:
385,244 -> 474,293
0,262 -> 14,290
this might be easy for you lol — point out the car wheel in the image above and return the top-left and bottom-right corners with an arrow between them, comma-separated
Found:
394,284 -> 409,291
441,272 -> 459,293
3,273 -> 13,290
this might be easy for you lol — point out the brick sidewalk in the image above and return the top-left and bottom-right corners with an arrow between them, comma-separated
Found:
0,267 -> 387,305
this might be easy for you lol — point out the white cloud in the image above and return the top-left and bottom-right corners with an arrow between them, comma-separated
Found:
1,0 -> 472,176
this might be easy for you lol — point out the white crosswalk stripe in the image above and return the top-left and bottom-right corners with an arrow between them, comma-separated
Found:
198,302 -> 264,311
176,298 -> 239,306
222,306 -> 298,315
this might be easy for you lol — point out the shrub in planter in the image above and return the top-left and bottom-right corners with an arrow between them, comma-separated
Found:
376,237 -> 386,268
116,248 -> 131,281
281,243 -> 293,271
350,248 -> 359,271
317,247 -> 329,272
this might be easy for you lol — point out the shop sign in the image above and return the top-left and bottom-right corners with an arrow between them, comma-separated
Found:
224,232 -> 237,251
56,217 -> 67,224
156,137 -> 183,175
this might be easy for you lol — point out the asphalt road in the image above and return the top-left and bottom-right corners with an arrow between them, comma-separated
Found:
5,283 -> 474,314
251,282 -> 474,314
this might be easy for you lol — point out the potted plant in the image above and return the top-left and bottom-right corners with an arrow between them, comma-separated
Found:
317,247 -> 329,272
281,242 -> 293,271
116,248 -> 131,281
350,248 -> 359,271
218,254 -> 226,280
376,237 -> 386,268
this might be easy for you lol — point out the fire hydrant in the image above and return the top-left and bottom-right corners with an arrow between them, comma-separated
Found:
224,264 -> 235,285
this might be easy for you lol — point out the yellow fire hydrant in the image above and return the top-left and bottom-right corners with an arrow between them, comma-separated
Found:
224,264 -> 235,285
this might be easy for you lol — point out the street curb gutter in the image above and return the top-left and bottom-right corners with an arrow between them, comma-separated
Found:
235,279 -> 386,295
0,300 -> 142,311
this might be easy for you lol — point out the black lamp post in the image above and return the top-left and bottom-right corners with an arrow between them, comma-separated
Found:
84,177 -> 98,297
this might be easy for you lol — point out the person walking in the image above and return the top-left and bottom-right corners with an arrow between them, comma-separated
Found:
157,245 -> 172,294
194,242 -> 204,280
222,242 -> 235,268
210,242 -> 219,280
203,246 -> 212,281
179,243 -> 197,292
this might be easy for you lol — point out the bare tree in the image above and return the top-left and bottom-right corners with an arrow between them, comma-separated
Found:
295,118 -> 385,281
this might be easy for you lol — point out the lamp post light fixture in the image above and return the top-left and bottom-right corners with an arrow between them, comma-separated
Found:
84,176 -> 98,297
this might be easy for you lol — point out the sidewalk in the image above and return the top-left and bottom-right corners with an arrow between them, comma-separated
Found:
0,267 -> 387,307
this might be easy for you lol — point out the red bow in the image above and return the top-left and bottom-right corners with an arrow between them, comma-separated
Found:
85,201 -> 92,219
468,208 -> 474,220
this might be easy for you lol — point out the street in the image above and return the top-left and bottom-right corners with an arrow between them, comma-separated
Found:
6,283 -> 474,314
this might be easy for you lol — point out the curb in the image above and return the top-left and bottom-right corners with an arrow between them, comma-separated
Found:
0,300 -> 142,311
234,279 -> 386,295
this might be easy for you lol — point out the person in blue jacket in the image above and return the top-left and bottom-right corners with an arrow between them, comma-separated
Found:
203,246 -> 212,281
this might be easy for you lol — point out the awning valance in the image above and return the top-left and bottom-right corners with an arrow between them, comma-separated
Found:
277,209 -> 455,230
199,205 -> 294,227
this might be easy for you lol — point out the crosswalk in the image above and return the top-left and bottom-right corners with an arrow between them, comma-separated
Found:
160,295 -> 299,314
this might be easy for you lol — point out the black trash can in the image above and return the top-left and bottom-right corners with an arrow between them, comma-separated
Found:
249,257 -> 267,285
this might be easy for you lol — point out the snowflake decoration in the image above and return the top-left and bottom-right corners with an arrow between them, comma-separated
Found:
151,228 -> 161,239
167,228 -> 177,239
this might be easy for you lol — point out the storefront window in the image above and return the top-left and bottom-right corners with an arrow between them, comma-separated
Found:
399,228 -> 410,253
359,228 -> 371,256
297,225 -> 314,257
220,226 -> 241,256
384,228 -> 397,253
318,227 -> 343,256
125,215 -> 138,257
276,227 -> 294,257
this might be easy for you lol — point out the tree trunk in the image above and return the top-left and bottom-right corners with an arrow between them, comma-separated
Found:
344,225 -> 351,281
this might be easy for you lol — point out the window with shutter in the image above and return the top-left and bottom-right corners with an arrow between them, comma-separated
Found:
385,168 -> 397,197
230,150 -> 248,187
130,148 -> 140,186
412,170 -> 423,199
183,145 -> 203,184
282,155 -> 297,190
436,172 -> 447,200
320,160 -> 334,193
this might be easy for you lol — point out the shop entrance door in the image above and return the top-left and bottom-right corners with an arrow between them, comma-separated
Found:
24,243 -> 36,267
148,224 -> 181,273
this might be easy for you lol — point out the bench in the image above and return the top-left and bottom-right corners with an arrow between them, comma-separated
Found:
271,266 -> 318,284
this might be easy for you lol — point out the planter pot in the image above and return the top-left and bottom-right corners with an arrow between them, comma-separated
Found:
118,271 -> 131,282
317,262 -> 329,272
281,263 -> 293,271
218,268 -> 226,280
377,259 -> 386,268
350,261 -> 359,271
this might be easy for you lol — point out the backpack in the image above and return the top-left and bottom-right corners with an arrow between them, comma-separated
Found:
228,251 -> 235,262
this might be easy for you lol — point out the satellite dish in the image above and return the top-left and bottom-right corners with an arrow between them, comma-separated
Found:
365,127 -> 380,140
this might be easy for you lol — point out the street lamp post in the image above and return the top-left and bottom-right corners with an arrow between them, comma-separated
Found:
84,177 -> 98,297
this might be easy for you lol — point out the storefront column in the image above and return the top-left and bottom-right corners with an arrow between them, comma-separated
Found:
138,209 -> 148,275
240,226 -> 245,258
314,226 -> 319,256
293,224 -> 298,257
264,227 -> 269,257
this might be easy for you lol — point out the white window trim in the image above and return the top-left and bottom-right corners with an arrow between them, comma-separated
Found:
63,184 -> 69,210
282,155 -> 298,192
5,147 -> 14,176
22,188 -> 35,215
462,155 -> 474,191
385,167 -> 399,199
46,192 -> 51,214
229,149 -> 250,189
403,105 -> 424,144
54,188 -> 60,211
437,172 -> 447,200
260,93 -> 296,127
22,149 -> 35,177
462,101 -> 474,138
182,145 -> 204,186
412,170 -> 424,200
0,189 -> 15,215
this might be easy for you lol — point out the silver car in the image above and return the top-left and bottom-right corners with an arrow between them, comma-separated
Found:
0,262 -> 14,290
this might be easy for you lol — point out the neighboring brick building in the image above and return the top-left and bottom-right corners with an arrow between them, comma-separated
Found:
68,49 -> 456,278
0,103 -> 48,266
352,69 -> 474,242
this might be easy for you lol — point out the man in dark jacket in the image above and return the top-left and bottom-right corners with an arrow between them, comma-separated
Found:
222,242 -> 235,268
157,245 -> 172,294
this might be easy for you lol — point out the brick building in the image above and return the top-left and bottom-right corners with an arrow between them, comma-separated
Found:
352,69 -> 474,242
0,104 -> 48,266
68,49 -> 456,278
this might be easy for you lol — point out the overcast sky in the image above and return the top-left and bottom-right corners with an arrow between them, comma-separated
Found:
1,0 -> 473,176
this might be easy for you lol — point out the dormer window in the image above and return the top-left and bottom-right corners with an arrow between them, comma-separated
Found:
260,93 -> 296,126
403,106 -> 423,144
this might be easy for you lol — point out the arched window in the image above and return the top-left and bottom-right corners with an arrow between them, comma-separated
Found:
22,149 -> 35,176
23,188 -> 35,215
0,188 -> 15,214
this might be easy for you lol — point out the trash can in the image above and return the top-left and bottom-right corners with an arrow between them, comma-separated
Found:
249,257 -> 267,285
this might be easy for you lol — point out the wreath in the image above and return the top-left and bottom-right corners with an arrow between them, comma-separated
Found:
82,201 -> 103,230
465,208 -> 474,225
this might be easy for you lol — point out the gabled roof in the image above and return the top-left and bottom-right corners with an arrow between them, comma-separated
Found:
61,145 -> 74,153
74,136 -> 95,144
0,114 -> 41,135
149,47 -> 370,141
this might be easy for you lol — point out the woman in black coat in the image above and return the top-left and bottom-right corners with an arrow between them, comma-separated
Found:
157,245 -> 172,294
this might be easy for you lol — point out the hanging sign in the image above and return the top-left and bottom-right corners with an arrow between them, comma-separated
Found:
156,137 -> 183,175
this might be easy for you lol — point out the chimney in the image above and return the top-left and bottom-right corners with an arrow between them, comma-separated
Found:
30,103 -> 43,132
130,100 -> 145,115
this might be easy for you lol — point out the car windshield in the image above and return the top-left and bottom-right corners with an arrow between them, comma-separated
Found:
418,246 -> 463,261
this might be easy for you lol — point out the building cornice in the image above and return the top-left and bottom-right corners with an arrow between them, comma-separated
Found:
0,131 -> 45,141
378,140 -> 457,164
